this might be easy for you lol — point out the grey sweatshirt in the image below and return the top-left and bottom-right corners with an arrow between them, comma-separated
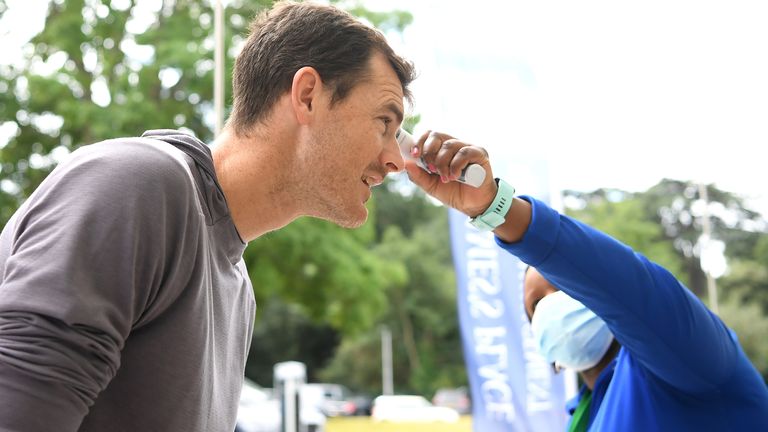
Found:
0,130 -> 256,431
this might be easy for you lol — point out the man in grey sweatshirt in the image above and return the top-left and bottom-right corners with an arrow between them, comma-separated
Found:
0,2 -> 415,431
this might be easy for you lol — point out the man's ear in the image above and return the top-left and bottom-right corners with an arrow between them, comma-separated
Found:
291,66 -> 323,125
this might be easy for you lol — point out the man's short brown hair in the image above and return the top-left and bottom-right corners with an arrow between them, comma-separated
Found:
229,1 -> 416,135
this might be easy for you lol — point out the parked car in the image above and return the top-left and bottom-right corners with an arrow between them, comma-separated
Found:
297,385 -> 327,432
371,395 -> 460,423
303,383 -> 357,417
432,386 -> 471,415
349,393 -> 373,416
235,379 -> 280,432
235,379 -> 326,432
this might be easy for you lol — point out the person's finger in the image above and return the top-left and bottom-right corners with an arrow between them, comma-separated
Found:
420,131 -> 455,174
413,130 -> 431,159
432,139 -> 464,181
447,144 -> 490,182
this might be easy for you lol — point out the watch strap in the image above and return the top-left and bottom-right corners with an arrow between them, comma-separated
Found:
469,178 -> 515,231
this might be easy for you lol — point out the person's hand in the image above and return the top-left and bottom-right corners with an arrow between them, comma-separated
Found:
404,130 -> 498,217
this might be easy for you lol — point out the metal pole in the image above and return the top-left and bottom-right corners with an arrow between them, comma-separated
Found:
698,183 -> 719,314
274,361 -> 305,432
381,326 -> 393,395
283,379 -> 297,432
214,0 -> 224,135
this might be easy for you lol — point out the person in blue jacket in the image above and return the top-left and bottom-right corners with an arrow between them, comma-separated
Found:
403,130 -> 768,431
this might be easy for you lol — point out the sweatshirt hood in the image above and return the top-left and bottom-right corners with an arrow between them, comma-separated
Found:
140,129 -> 246,257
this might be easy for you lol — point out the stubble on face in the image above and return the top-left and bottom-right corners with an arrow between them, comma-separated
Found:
297,124 -> 374,229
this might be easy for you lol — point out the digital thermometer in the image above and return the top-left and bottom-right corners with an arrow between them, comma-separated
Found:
396,129 -> 486,188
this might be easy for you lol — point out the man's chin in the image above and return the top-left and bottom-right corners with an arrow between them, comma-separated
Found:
329,205 -> 368,229
308,200 -> 369,228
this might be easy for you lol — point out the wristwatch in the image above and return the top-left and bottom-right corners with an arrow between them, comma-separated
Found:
469,178 -> 515,231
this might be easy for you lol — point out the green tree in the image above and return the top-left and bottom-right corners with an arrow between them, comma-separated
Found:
244,298 -> 341,386
717,293 -> 768,382
643,179 -> 765,296
718,256 -> 768,380
243,214 -> 404,332
0,0 -> 269,223
319,181 -> 467,397
719,261 -> 768,314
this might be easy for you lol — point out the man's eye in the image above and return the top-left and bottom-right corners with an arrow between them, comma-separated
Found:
381,118 -> 392,133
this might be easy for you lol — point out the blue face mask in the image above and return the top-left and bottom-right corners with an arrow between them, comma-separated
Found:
530,291 -> 614,372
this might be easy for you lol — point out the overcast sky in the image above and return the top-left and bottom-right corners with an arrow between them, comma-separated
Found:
363,0 -> 768,216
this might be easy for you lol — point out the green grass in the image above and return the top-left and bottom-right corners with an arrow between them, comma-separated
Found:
327,416 -> 472,432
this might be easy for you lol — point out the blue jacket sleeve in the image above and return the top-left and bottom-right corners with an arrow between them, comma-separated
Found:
497,196 -> 740,395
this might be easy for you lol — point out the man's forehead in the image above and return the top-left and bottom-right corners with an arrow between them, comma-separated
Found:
372,80 -> 405,107
368,53 -> 405,95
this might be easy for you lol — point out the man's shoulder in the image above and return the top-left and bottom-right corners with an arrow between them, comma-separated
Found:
52,136 -> 200,195
18,135 -> 203,224
72,135 -> 194,172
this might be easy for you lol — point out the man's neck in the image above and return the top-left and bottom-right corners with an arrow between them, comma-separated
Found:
580,340 -> 621,390
211,126 -> 303,242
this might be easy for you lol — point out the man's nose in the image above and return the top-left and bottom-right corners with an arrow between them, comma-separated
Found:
383,135 -> 405,173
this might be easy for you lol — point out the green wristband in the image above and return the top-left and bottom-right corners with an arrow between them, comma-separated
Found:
469,178 -> 515,231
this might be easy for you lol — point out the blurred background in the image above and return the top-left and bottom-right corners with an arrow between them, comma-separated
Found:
1,1 -> 766,431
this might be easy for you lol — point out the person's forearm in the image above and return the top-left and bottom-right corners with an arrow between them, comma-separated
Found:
0,359 -> 87,432
497,196 -> 739,393
491,197 -> 532,244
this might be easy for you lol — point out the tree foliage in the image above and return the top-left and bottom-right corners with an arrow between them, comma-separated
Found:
645,180 -> 765,296
318,181 -> 467,396
718,293 -> 768,382
0,0 -> 269,222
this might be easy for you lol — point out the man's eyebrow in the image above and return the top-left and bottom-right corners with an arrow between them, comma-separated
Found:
383,102 -> 404,125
